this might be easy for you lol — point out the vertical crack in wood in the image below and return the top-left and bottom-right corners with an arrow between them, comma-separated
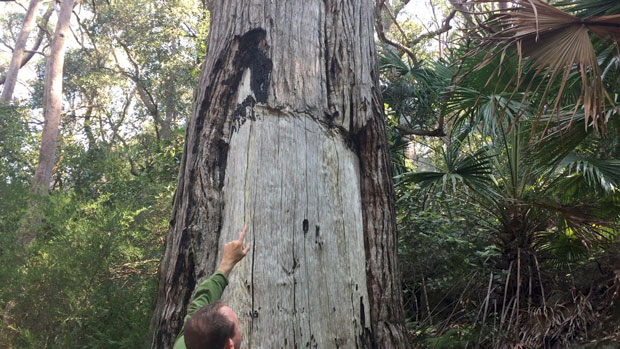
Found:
302,116 -> 313,346
245,121 -> 255,346
286,120 -> 294,346
322,0 -> 332,119
249,219 -> 256,348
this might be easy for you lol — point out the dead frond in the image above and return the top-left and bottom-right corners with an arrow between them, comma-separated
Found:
520,291 -> 596,347
463,0 -> 620,132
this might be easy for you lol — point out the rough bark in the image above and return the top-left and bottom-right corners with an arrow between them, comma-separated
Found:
356,105 -> 411,347
32,0 -> 75,194
0,0 -> 44,102
151,1 -> 411,348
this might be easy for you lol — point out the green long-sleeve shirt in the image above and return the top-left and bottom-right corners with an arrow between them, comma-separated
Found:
173,271 -> 229,349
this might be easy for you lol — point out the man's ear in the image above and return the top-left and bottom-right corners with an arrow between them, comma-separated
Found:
225,338 -> 234,349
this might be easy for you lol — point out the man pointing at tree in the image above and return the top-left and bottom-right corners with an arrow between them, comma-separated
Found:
173,226 -> 251,349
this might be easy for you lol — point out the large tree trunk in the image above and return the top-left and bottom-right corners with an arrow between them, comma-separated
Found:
151,1 -> 411,348
0,0 -> 44,103
32,0 -> 75,194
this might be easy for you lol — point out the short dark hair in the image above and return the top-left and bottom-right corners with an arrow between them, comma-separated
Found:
184,301 -> 235,349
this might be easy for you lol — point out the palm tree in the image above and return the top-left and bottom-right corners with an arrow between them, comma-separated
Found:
379,1 -> 620,344
399,111 -> 620,344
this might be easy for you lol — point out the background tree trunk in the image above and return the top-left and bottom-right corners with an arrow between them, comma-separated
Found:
151,1 -> 411,348
0,0 -> 44,103
0,8 -> 56,87
32,0 -> 75,194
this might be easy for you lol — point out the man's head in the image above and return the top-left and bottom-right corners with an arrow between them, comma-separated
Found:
185,301 -> 242,349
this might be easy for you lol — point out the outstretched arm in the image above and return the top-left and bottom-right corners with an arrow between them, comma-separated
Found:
217,225 -> 251,278
181,226 -> 252,324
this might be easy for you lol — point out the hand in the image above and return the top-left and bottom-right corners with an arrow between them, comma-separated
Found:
217,226 -> 251,278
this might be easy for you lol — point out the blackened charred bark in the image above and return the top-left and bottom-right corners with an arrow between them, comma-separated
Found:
150,27 -> 273,348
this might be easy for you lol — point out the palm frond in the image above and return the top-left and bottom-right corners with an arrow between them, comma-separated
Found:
535,229 -> 589,269
397,129 -> 497,197
531,197 -> 620,248
527,110 -> 591,168
557,0 -> 620,19
380,49 -> 454,134
379,45 -> 411,75
561,153 -> 620,192
465,0 -> 620,131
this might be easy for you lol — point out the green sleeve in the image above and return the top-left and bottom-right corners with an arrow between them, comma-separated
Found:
173,271 -> 229,349
185,271 -> 228,319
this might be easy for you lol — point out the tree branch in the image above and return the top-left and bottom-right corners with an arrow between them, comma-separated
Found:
72,9 -> 99,52
383,1 -> 411,43
396,125 -> 446,137
375,0 -> 420,67
118,136 -> 141,177
0,38 -> 15,51
410,9 -> 457,46
397,109 -> 445,137
109,38 -> 160,124
23,49 -> 45,56
447,0 -> 476,27
106,88 -> 134,144
134,82 -> 159,117
13,0 -> 26,11
376,1 -> 458,68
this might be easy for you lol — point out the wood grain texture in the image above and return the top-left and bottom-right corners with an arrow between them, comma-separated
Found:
151,1 -> 411,347
220,108 -> 369,348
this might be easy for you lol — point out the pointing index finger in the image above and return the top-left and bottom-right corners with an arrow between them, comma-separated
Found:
238,225 -> 248,242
